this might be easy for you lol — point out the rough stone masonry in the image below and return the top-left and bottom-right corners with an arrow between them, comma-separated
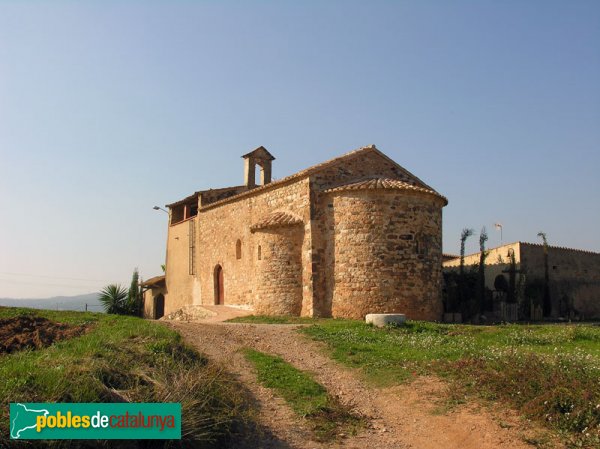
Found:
145,145 -> 448,321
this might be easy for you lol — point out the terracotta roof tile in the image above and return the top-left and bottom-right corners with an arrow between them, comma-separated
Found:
324,177 -> 448,205
166,193 -> 198,208
166,185 -> 247,208
250,211 -> 303,232
141,275 -> 166,287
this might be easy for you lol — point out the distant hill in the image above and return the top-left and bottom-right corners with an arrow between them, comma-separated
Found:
0,293 -> 105,313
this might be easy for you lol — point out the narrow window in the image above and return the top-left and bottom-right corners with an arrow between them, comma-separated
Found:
236,239 -> 242,260
257,245 -> 262,260
255,165 -> 261,186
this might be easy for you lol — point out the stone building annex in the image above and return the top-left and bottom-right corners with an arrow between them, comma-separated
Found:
143,145 -> 448,320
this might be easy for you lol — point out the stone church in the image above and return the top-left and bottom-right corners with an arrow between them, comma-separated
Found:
143,145 -> 448,320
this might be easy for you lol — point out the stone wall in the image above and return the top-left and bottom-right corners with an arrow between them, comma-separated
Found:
443,242 -> 522,271
324,189 -> 444,320
309,150 -> 433,316
520,244 -> 600,318
311,149 -> 430,191
162,147 -> 446,320
443,242 -> 600,319
443,242 -> 522,294
196,178 -> 312,312
254,225 -> 304,315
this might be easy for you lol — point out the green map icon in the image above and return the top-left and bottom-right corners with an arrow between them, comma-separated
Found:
10,403 -> 49,439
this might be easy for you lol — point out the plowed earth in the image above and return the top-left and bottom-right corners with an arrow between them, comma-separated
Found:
0,315 -> 88,354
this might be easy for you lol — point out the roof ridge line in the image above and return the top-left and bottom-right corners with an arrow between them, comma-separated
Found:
198,144 -> 379,211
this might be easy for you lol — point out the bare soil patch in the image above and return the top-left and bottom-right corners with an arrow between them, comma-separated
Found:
0,315 -> 88,354
168,317 -> 562,449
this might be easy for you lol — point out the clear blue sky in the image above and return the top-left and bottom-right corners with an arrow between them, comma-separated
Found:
1,1 -> 599,298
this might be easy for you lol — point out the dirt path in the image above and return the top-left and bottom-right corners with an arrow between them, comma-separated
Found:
166,312 -> 559,449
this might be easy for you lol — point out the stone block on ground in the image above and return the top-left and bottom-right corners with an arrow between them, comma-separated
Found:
365,313 -> 406,327
161,305 -> 217,321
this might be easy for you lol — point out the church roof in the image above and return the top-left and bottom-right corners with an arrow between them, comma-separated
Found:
242,146 -> 276,161
169,144 -> 446,211
166,185 -> 246,208
141,275 -> 166,287
324,177 -> 448,205
250,211 -> 303,232
202,144 -> 430,210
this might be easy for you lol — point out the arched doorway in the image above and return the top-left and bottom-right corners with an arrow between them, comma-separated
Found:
154,294 -> 165,319
214,265 -> 224,305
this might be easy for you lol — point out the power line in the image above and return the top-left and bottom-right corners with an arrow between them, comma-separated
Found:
0,271 -> 109,282
0,278 -> 102,289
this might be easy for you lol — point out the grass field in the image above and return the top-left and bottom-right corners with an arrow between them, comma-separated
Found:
231,316 -> 600,448
0,307 -> 249,448
244,348 -> 363,441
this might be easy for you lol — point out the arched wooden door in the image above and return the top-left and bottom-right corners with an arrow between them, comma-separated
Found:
154,294 -> 165,319
214,265 -> 224,305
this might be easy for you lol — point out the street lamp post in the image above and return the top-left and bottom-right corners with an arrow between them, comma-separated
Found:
153,206 -> 169,277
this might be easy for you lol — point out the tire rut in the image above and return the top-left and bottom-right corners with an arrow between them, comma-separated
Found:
167,321 -> 558,449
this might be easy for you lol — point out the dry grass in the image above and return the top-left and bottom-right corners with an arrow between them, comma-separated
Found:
0,307 -> 251,449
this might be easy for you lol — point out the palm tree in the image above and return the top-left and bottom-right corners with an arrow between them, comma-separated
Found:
478,227 -> 489,314
452,228 -> 475,315
537,231 -> 551,316
98,284 -> 128,314
507,249 -> 517,304
459,228 -> 475,277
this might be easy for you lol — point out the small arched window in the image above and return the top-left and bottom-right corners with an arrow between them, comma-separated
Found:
236,239 -> 242,260
257,245 -> 262,260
